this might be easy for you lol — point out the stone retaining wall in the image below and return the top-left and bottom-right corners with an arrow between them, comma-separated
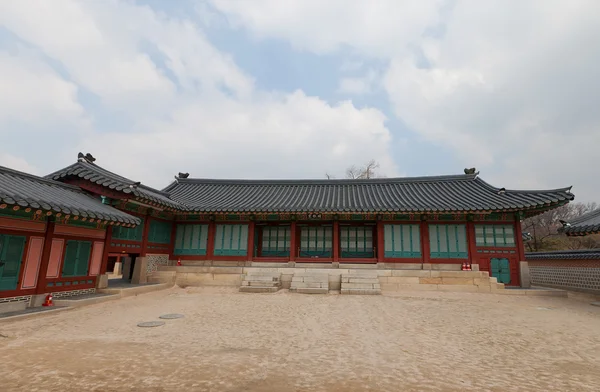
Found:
151,266 -> 503,293
527,258 -> 600,295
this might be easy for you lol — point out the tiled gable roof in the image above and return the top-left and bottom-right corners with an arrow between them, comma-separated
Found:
46,160 -> 183,210
563,208 -> 600,236
0,166 -> 140,226
163,174 -> 574,214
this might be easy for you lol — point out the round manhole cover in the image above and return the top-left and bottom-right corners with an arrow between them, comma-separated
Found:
137,321 -> 166,328
159,313 -> 185,319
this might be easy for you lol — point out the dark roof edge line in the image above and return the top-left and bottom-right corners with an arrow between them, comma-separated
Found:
174,173 -> 479,185
0,165 -> 83,191
474,177 -> 574,195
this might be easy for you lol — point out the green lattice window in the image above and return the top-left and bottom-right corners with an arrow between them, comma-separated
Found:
384,224 -> 421,258
260,226 -> 290,257
112,218 -> 144,241
0,235 -> 26,291
475,225 -> 515,247
214,224 -> 249,256
299,226 -> 332,257
148,220 -> 172,244
62,240 -> 92,277
429,224 -> 468,259
174,224 -> 209,255
340,226 -> 374,258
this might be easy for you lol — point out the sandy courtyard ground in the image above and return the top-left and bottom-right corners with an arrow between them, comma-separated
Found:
1,287 -> 600,392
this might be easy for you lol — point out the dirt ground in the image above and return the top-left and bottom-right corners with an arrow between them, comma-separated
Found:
1,287 -> 599,392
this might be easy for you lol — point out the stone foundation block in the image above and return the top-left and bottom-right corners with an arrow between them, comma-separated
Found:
343,282 -> 381,289
391,270 -> 430,278
387,277 -> 420,285
380,283 -> 399,291
419,277 -> 443,285
437,285 -> 479,292
396,284 -> 439,291
340,288 -> 381,295
296,287 -> 329,294
441,277 -> 475,285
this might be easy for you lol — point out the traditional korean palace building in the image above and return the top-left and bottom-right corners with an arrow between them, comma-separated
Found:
562,208 -> 600,236
0,153 -> 574,307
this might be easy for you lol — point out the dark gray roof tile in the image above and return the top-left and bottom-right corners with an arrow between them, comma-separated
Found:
47,161 -> 184,210
563,208 -> 600,236
163,175 -> 574,214
0,165 -> 140,226
526,249 -> 600,260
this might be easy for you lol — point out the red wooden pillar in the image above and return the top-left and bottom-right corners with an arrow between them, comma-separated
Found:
466,221 -> 477,265
289,222 -> 297,261
99,225 -> 113,275
206,221 -> 216,259
376,221 -> 384,262
247,221 -> 255,260
515,218 -> 525,261
35,220 -> 56,294
420,220 -> 430,265
140,214 -> 151,257
332,221 -> 339,262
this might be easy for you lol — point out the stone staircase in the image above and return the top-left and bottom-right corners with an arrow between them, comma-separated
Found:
239,271 -> 281,293
341,271 -> 381,295
290,272 -> 329,294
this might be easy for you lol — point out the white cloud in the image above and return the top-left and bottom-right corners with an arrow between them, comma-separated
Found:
338,69 -> 380,95
0,0 -> 398,187
0,153 -> 40,175
209,0 -> 600,201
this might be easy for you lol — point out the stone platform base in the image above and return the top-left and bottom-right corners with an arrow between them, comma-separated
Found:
290,272 -> 329,294
240,271 -> 281,293
151,264 -> 505,294
341,271 -> 381,295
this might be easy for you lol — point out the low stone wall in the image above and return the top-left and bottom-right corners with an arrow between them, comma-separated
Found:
526,251 -> 600,295
151,266 -> 503,293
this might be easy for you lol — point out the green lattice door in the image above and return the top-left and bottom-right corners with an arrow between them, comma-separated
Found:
0,235 -> 26,291
490,258 -> 511,284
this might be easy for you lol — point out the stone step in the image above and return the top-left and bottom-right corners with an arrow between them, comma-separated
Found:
341,273 -> 378,279
342,277 -> 380,284
239,286 -> 279,293
244,275 -> 280,282
291,275 -> 329,283
341,288 -> 382,295
290,282 -> 328,289
241,281 -> 281,287
293,287 -> 329,294
342,282 -> 381,290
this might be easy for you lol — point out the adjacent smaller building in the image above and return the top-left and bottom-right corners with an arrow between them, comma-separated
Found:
562,208 -> 600,236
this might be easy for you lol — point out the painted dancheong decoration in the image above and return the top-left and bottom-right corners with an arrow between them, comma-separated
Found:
0,154 -> 575,306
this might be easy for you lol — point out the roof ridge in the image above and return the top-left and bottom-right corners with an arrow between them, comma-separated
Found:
475,177 -> 574,195
174,173 -> 478,185
569,207 -> 600,225
1,165 -> 82,191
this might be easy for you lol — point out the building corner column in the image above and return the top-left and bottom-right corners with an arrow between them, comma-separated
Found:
33,220 -> 56,298
420,220 -> 430,266
140,213 -> 151,257
289,221 -> 297,262
247,220 -> 255,260
206,221 -> 216,260
466,221 -> 477,265
376,221 -> 384,262
332,221 -> 339,262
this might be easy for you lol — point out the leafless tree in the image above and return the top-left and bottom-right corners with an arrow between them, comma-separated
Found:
522,202 -> 599,251
345,160 -> 383,179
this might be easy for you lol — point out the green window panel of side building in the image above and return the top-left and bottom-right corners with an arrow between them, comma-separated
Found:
0,234 -> 26,291
260,226 -> 290,257
429,224 -> 468,259
174,224 -> 209,255
340,226 -> 374,258
383,224 -> 421,258
299,226 -> 332,258
62,240 -> 92,277
111,218 -> 145,241
214,224 -> 249,256
148,220 -> 172,244
474,225 -> 516,247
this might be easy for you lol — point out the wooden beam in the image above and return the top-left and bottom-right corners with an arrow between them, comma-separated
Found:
34,220 -> 56,294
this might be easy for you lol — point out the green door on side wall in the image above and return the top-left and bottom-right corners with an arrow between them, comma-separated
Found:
0,235 -> 26,291
490,258 -> 511,284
